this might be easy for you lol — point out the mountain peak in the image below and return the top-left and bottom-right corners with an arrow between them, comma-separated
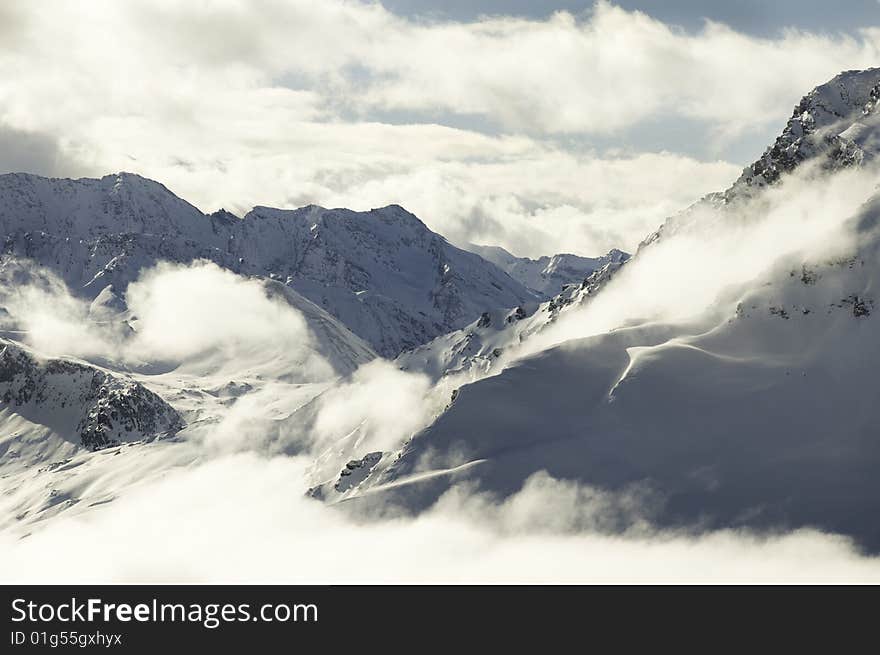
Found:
0,174 -> 535,357
0,170 -> 209,243
730,67 -> 880,192
245,203 -> 431,237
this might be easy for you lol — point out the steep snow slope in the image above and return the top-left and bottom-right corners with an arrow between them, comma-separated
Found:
468,243 -> 629,298
362,212 -> 880,548
0,175 -> 536,356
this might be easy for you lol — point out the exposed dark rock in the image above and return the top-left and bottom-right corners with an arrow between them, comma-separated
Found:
0,340 -> 183,450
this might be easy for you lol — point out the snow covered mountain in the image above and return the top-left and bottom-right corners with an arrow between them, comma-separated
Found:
467,244 -> 629,298
316,69 -> 880,552
0,174 -> 536,357
239,204 -> 536,356
367,221 -> 880,547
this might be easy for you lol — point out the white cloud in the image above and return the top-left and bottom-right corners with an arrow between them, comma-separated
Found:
0,260 -> 335,380
311,359 -> 440,453
3,1 -> 877,255
521,160 -> 879,358
124,262 -> 332,378
1,454 -> 878,583
5,0 -> 877,137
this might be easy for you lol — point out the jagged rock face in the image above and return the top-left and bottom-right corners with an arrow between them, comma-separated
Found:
0,340 -> 183,450
0,175 -> 535,357
731,68 -> 880,192
636,69 -> 880,254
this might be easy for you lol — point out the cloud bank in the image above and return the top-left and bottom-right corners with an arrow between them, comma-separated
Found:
2,1 -> 878,255
2,455 -> 878,584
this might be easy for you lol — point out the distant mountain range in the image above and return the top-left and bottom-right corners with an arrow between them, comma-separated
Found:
0,172 -> 613,357
466,243 -> 628,297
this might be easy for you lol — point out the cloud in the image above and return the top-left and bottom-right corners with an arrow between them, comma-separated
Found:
0,123 -> 86,177
0,260 -> 336,380
309,359 -> 445,454
124,262 -> 332,378
5,0 -> 878,137
2,1 -> 877,255
1,454 -> 878,583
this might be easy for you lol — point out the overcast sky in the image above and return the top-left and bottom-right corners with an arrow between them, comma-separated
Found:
1,0 -> 879,256
387,0 -> 880,36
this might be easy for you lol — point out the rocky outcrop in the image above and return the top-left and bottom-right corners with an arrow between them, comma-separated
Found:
0,340 -> 183,450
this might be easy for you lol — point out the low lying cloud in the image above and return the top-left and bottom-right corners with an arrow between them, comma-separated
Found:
124,262 -> 332,378
0,260 -> 335,380
1,454 -> 878,583
311,359 -> 441,453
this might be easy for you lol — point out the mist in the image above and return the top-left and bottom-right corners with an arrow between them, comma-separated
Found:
513,161 -> 879,361
1,453 -> 878,584
0,259 -> 337,381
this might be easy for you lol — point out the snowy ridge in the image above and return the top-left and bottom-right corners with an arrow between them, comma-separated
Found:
731,67 -> 880,192
0,176 -> 537,357
394,71 -> 880,383
0,172 -> 216,244
359,207 -> 880,547
240,204 -> 537,356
